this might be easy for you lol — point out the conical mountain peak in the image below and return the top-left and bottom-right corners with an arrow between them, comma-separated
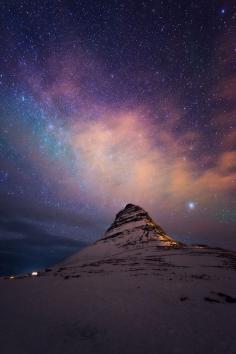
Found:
101,203 -> 180,247
59,203 -> 183,269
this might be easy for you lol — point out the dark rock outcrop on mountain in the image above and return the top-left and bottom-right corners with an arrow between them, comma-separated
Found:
105,203 -> 153,233
101,203 -> 181,246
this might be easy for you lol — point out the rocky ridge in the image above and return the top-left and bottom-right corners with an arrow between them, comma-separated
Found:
100,203 -> 181,247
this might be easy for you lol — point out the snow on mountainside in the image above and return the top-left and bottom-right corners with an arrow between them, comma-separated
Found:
0,204 -> 236,354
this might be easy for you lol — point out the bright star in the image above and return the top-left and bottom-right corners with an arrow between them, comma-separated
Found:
221,8 -> 225,14
187,201 -> 196,210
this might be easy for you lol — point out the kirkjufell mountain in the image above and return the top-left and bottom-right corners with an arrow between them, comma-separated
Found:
1,204 -> 236,354
60,203 -> 182,269
102,203 -> 179,245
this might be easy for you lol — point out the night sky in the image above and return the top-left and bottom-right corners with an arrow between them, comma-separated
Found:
0,1 -> 236,274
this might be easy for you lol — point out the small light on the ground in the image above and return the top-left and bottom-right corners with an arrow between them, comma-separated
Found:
31,272 -> 38,276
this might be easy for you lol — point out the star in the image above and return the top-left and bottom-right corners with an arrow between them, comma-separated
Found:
187,201 -> 197,210
48,123 -> 54,130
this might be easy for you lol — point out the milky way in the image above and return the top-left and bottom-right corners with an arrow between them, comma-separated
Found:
0,1 -> 235,259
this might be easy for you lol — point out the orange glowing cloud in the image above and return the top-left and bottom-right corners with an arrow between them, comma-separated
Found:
67,108 -> 236,212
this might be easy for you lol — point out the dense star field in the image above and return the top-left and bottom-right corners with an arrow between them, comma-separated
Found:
0,1 -> 235,273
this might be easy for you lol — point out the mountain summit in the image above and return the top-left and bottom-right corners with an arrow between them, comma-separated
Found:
101,203 -> 180,247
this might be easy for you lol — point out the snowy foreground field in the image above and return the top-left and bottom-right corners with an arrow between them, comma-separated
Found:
1,204 -> 236,354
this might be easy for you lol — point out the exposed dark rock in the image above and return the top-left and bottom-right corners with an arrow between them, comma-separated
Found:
100,203 -> 181,247
204,297 -> 221,303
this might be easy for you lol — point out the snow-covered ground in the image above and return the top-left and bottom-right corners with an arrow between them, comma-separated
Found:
1,204 -> 236,354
